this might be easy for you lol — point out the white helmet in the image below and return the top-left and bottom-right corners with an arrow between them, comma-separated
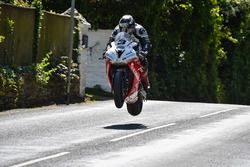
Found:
119,15 -> 135,31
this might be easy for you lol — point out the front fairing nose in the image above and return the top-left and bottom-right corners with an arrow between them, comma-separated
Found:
116,49 -> 125,57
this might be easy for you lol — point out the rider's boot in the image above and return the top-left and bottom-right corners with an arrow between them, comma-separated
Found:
142,57 -> 150,89
141,70 -> 150,93
139,71 -> 149,101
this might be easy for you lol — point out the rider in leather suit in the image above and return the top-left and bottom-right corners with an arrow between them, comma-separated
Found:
107,15 -> 151,91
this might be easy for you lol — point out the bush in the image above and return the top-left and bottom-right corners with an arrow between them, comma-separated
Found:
0,66 -> 23,110
35,52 -> 56,85
0,36 -> 4,43
218,0 -> 250,104
0,52 -> 81,111
145,0 -> 225,102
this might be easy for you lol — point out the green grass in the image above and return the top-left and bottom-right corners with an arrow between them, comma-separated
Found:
84,85 -> 113,102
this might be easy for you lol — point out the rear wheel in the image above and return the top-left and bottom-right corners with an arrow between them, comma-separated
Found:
126,99 -> 143,116
113,71 -> 124,108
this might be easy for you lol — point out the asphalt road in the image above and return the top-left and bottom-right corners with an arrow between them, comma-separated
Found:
0,100 -> 249,167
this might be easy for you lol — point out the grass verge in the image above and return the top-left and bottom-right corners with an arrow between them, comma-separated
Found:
84,85 -> 113,102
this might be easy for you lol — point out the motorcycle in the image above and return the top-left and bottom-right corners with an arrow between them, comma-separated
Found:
103,32 -> 146,116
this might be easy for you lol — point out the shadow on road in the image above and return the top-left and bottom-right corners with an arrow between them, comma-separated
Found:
104,123 -> 148,130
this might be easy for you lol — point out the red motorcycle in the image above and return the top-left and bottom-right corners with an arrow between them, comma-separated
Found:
103,32 -> 146,116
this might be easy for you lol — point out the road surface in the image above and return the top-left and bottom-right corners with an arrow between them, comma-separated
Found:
0,100 -> 249,167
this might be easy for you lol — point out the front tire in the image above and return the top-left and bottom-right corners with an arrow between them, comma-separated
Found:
113,71 -> 124,108
126,99 -> 143,116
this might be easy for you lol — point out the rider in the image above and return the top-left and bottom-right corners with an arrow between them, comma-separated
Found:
106,15 -> 151,91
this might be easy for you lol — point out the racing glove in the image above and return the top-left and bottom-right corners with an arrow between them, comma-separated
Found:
139,50 -> 148,61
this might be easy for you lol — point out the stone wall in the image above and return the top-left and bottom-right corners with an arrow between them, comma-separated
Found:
0,73 -> 80,111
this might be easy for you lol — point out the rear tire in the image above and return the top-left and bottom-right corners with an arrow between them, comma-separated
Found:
113,71 -> 124,108
126,99 -> 143,116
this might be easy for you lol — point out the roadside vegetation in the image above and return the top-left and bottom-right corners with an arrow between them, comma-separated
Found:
35,0 -> 250,104
0,0 -> 249,111
85,85 -> 112,102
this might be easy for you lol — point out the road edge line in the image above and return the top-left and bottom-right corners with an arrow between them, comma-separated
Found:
10,152 -> 70,167
110,123 -> 176,142
200,108 -> 237,118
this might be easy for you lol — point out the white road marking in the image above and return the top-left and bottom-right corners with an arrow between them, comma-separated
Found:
110,123 -> 176,142
200,108 -> 237,118
10,152 -> 70,167
90,112 -> 250,167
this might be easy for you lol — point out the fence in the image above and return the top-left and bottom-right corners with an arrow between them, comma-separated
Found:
0,3 -> 72,65
0,3 -> 35,65
38,11 -> 71,62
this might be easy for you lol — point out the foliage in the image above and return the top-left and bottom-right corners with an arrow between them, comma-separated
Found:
85,85 -> 113,101
0,66 -> 23,110
0,51 -> 81,111
0,52 -> 57,110
218,0 -> 250,104
1,0 -> 249,105
52,56 -> 80,82
1,0 -> 32,7
13,0 -> 30,7
41,0 -> 152,30
38,0 -> 250,104
0,6 -> 4,43
35,52 -> 56,85
0,36 -> 5,43
144,0 -> 222,102
31,0 -> 43,62
1,17 -> 15,64
6,18 -> 15,31
0,1 -> 83,110
1,0 -> 44,63
73,21 -> 80,63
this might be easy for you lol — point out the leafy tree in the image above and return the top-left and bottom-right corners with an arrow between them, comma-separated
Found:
219,0 -> 250,104
2,0 -> 250,104
145,0 -> 226,102
39,0 -> 249,104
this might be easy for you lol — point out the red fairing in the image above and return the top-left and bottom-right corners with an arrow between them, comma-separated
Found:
105,57 -> 143,99
106,60 -> 112,88
127,58 -> 143,97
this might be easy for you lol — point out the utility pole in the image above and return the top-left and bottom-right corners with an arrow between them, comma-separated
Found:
66,0 -> 75,105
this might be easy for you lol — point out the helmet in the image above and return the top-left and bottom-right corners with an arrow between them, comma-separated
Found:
119,15 -> 135,32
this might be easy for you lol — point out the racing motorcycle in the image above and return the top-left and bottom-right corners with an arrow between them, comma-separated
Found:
103,32 -> 146,116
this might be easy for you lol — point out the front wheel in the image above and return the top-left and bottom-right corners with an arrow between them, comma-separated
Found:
126,99 -> 143,116
113,71 -> 125,108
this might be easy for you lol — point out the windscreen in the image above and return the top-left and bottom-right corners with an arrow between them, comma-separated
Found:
114,32 -> 132,49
